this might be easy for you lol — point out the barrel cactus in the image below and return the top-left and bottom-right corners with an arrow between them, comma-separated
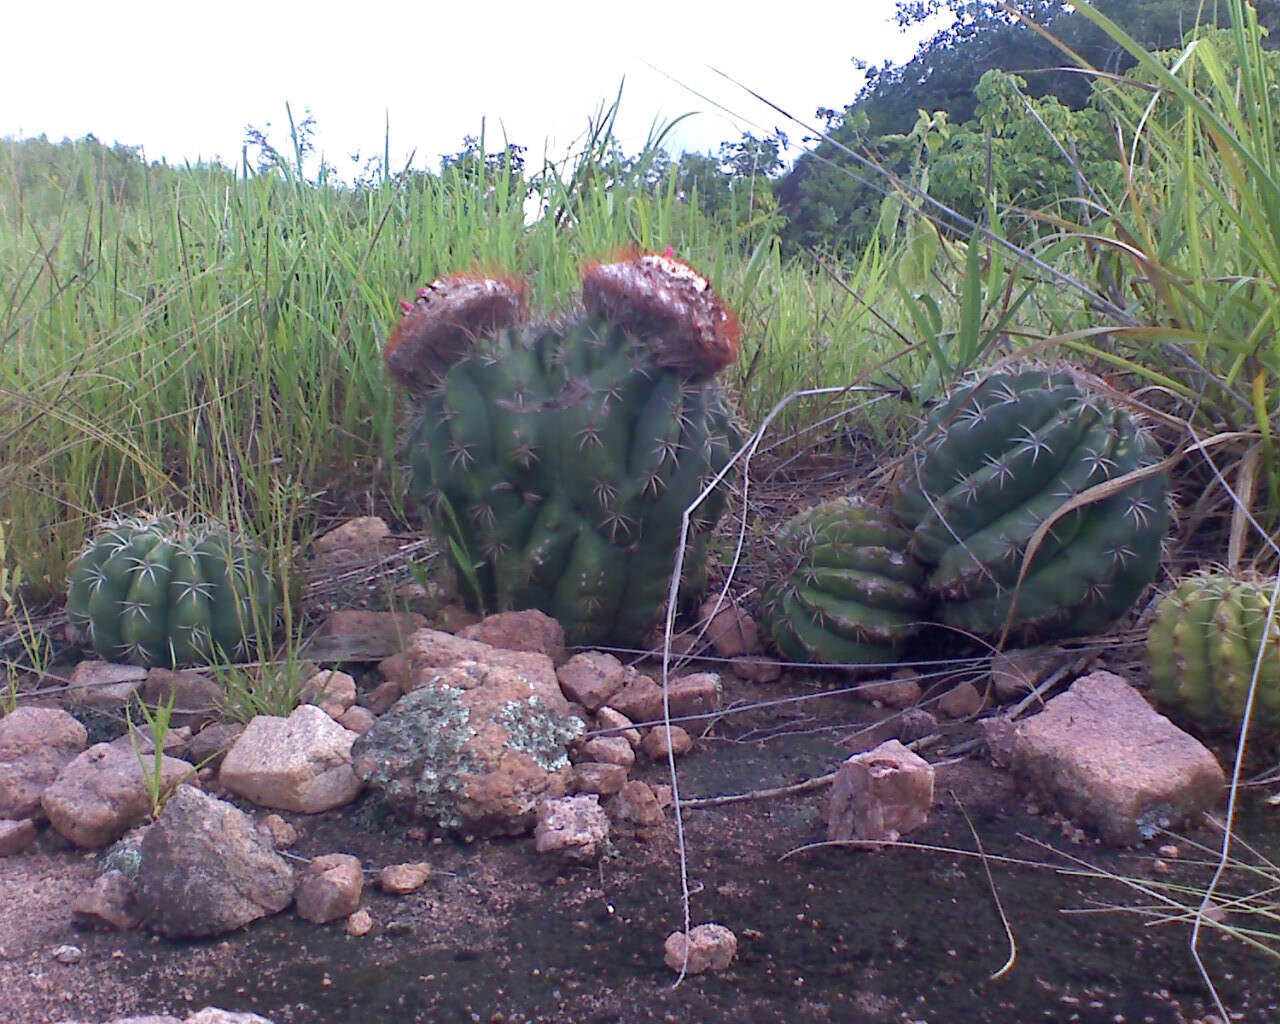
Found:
893,367 -> 1169,643
1147,572 -> 1280,731
383,252 -> 741,646
763,498 -> 927,665
66,514 -> 280,667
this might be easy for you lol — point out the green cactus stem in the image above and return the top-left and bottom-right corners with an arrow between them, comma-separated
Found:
66,514 -> 280,668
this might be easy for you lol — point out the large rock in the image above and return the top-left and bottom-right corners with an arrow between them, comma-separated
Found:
0,706 -> 87,818
219,705 -> 363,813
697,596 -> 761,659
459,609 -> 567,666
379,629 -> 567,714
135,785 -> 294,937
1012,670 -> 1225,845
306,610 -> 429,662
141,668 -> 223,729
42,743 -> 196,849
352,661 -> 583,836
827,740 -> 935,844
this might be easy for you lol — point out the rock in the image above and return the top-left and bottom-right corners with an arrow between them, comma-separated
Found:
135,785 -> 294,937
378,862 -> 432,894
858,677 -> 921,709
364,679 -> 403,715
380,629 -> 567,714
219,705 -> 363,813
605,671 -> 663,723
989,645 -> 1067,702
42,743 -> 196,849
651,784 -> 674,810
337,705 -> 376,735
459,609 -> 567,666
71,869 -> 139,931
571,762 -> 628,798
641,725 -> 693,760
556,652 -> 626,712
52,943 -> 83,963
896,708 -> 939,744
299,670 -> 357,719
578,736 -> 635,770
295,853 -> 363,924
435,604 -> 481,633
666,673 -> 722,717
827,740 -> 935,844
0,816 -> 38,855
346,908 -> 374,936
1012,671 -> 1225,845
607,781 -> 665,826
730,656 -> 782,683
141,668 -> 223,729
352,661 -> 583,836
534,795 -> 610,864
258,814 -> 297,849
0,706 -> 88,818
68,661 -> 147,709
595,707 -> 641,749
312,516 -> 390,556
937,681 -> 984,719
185,1009 -> 278,1024
185,723 -> 245,771
109,723 -> 192,759
697,597 -> 761,658
663,923 -> 737,974
308,610 -> 430,661
980,716 -> 1017,768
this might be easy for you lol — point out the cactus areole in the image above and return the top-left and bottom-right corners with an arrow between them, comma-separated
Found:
384,253 -> 741,647
66,514 -> 280,668
893,367 -> 1170,643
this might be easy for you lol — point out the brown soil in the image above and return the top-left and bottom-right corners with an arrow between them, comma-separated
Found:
3,675 -> 1279,1024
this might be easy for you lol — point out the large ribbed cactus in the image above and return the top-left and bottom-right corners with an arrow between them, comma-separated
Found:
383,253 -> 741,646
893,367 -> 1169,643
66,514 -> 280,667
763,498 -> 927,665
1147,573 -> 1280,731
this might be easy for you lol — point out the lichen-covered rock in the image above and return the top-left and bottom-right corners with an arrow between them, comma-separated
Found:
135,785 -> 294,937
351,661 -> 584,836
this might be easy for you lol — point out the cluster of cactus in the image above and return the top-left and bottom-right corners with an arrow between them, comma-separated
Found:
1147,572 -> 1280,731
762,498 -> 927,665
764,367 -> 1171,662
383,252 -> 741,647
67,514 -> 280,668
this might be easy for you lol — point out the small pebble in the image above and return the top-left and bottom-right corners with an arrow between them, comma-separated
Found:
346,909 -> 374,937
52,944 -> 83,964
1157,844 -> 1180,859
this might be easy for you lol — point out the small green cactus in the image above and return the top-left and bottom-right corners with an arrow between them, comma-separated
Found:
1147,572 -> 1280,731
893,367 -> 1170,643
384,253 -> 741,647
763,498 -> 927,664
66,514 -> 280,667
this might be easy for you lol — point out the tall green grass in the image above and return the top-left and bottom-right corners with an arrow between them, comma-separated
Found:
0,120 -> 898,601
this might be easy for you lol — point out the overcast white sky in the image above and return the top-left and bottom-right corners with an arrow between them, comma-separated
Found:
2,1 -> 943,179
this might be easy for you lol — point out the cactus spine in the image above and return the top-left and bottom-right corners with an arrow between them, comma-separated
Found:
66,514 -> 280,668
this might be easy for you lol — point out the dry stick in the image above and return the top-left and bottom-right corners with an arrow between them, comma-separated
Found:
952,790 -> 1018,981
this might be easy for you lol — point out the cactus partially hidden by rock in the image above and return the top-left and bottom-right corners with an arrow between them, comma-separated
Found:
384,253 -> 741,646
894,367 -> 1169,643
66,514 -> 280,667
763,498 -> 927,664
1147,572 -> 1280,731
